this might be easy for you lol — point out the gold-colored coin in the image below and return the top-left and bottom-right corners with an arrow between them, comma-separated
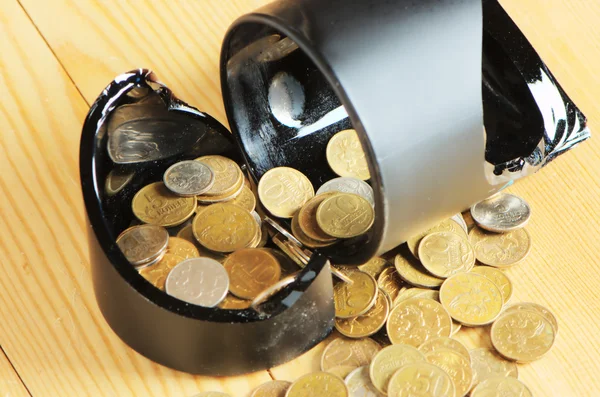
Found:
439,273 -> 503,326
387,298 -> 452,347
335,289 -> 389,338
424,349 -> 472,397
377,267 -> 405,301
407,218 -> 468,259
138,253 -> 185,290
298,193 -> 338,242
369,344 -> 426,395
132,182 -> 197,227
418,231 -> 475,278
316,193 -> 374,238
321,337 -> 381,373
223,248 -> 281,300
344,366 -> 381,397
217,294 -> 252,310
258,167 -> 314,218
192,203 -> 258,253
230,185 -> 256,212
334,270 -> 378,318
392,287 -> 433,306
471,266 -> 513,304
250,380 -> 291,397
471,377 -> 532,397
418,337 -> 470,362
195,155 -> 243,197
166,236 -> 200,259
285,372 -> 348,397
502,302 -> 558,333
394,250 -> 443,288
469,227 -> 531,268
491,310 -> 556,362
469,348 -> 518,388
387,362 -> 455,397
327,366 -> 356,380
175,224 -> 226,262
197,177 -> 245,204
291,211 -> 334,248
326,129 -> 371,180
116,224 -> 169,267
358,256 -> 389,278
413,290 -> 440,301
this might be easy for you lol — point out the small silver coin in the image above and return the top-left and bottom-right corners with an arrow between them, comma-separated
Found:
163,160 -> 215,196
345,366 -> 381,397
316,177 -> 374,206
116,225 -> 169,267
470,193 -> 531,232
165,258 -> 229,307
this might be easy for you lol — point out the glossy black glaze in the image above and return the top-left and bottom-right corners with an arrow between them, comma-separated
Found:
80,70 -> 334,375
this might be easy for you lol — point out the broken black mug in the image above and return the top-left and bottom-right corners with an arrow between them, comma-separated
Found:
80,0 -> 589,375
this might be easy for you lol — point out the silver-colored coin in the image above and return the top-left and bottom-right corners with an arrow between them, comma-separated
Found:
470,193 -> 531,232
116,225 -> 169,267
165,258 -> 229,307
316,177 -> 375,206
163,160 -> 215,196
345,366 -> 382,397
451,213 -> 468,233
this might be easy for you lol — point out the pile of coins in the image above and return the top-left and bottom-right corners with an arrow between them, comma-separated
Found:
116,129 -> 375,309
238,192 -> 555,397
114,126 -> 558,396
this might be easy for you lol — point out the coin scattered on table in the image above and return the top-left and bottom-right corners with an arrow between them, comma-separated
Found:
418,337 -> 470,362
165,258 -> 229,307
424,348 -> 472,397
394,250 -> 443,288
470,193 -> 531,232
469,348 -> 519,388
471,265 -> 513,304
440,272 -> 503,326
386,298 -> 452,347
387,362 -> 454,397
335,289 -> 389,338
418,231 -> 475,278
287,372 -> 349,397
407,218 -> 468,259
358,257 -> 389,278
377,267 -> 405,301
469,227 -> 531,268
163,160 -> 215,196
470,376 -> 532,397
369,344 -> 425,395
321,338 -> 381,375
326,129 -> 371,181
502,302 -> 558,333
344,366 -> 381,397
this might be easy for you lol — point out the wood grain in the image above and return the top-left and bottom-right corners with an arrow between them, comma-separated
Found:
0,348 -> 30,397
0,1 -> 271,396
3,0 -> 600,395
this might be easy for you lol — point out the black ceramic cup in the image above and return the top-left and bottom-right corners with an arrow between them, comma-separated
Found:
80,0 -> 589,375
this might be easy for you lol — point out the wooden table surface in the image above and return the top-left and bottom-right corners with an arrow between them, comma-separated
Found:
1,0 -> 599,396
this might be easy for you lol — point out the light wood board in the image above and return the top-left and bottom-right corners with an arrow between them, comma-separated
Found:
0,0 -> 598,395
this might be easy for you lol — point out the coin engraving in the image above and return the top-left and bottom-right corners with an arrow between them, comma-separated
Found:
471,266 -> 513,304
394,250 -> 443,288
424,349 -> 472,397
491,310 -> 555,362
321,338 -> 382,373
407,218 -> 468,259
418,337 -> 470,362
230,185 -> 257,212
469,227 -> 531,268
166,236 -> 200,259
192,203 -> 258,252
316,194 -> 374,238
138,253 -> 184,290
469,348 -> 518,388
195,155 -> 243,196
377,267 -> 405,301
369,344 -> 426,395
470,193 -> 531,232
386,298 -> 452,347
224,248 -> 281,300
163,160 -> 214,196
502,302 -> 558,333
258,167 -> 314,218
334,271 -> 378,318
251,380 -> 291,397
132,182 -> 197,227
419,232 -> 475,278
335,290 -> 389,338
387,362 -> 455,397
165,258 -> 229,307
440,273 -> 503,326
285,372 -> 348,397
298,193 -> 338,242
326,129 -> 371,180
